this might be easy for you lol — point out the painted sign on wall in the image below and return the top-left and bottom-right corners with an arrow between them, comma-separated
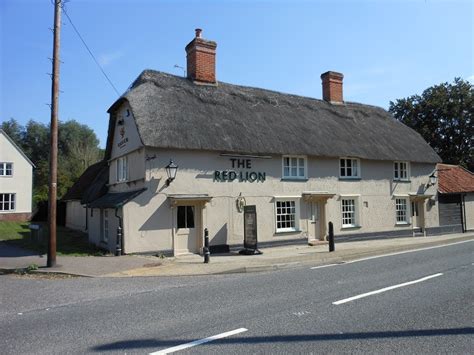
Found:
214,159 -> 266,182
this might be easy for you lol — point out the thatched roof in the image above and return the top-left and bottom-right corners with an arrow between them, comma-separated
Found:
62,160 -> 107,201
107,70 -> 440,163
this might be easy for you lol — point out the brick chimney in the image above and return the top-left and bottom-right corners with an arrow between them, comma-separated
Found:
321,71 -> 344,104
185,29 -> 217,85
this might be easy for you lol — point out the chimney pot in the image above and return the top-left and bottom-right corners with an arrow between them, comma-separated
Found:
195,28 -> 202,38
321,71 -> 344,104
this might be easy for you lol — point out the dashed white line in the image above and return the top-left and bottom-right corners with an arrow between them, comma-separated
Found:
310,263 -> 340,270
149,328 -> 248,354
333,273 -> 443,305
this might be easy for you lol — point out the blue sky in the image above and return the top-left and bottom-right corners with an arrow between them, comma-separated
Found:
1,0 -> 472,148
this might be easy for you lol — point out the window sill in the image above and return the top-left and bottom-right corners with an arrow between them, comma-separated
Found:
341,225 -> 361,230
339,177 -> 361,181
275,230 -> 302,235
281,178 -> 308,182
393,179 -> 411,183
395,222 -> 410,226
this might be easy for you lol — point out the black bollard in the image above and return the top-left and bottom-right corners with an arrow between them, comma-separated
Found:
115,225 -> 122,256
203,228 -> 210,263
328,222 -> 335,252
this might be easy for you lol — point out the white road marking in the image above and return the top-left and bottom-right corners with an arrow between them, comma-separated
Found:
149,328 -> 248,354
344,240 -> 473,265
311,263 -> 340,270
309,240 -> 473,270
333,273 -> 443,305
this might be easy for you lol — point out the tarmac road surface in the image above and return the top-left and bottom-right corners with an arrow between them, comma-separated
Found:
1,240 -> 472,354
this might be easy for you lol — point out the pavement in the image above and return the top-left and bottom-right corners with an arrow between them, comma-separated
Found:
0,232 -> 473,277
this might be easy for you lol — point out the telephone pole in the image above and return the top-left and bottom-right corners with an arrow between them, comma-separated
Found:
47,0 -> 62,267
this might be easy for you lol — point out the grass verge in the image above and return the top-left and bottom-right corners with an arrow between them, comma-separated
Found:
0,221 -> 105,256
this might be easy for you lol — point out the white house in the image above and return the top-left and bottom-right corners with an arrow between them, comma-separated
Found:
0,129 -> 35,221
80,30 -> 448,256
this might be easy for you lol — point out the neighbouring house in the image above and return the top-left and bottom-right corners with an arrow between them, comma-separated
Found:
0,129 -> 35,221
437,163 -> 474,232
83,29 -> 446,256
62,160 -> 108,232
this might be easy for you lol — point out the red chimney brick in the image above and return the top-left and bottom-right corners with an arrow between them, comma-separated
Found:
321,71 -> 344,104
185,29 -> 217,85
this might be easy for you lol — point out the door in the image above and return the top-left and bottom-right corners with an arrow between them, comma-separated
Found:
311,202 -> 321,240
175,205 -> 199,254
411,201 -> 421,231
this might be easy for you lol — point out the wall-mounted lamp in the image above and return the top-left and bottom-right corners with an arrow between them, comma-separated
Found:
165,160 -> 178,186
426,171 -> 437,188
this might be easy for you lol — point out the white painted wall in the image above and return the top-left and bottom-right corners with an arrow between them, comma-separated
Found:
0,132 -> 33,215
108,147 -> 439,254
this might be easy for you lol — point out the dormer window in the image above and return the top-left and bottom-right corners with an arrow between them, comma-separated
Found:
394,161 -> 409,181
282,156 -> 307,179
340,158 -> 360,179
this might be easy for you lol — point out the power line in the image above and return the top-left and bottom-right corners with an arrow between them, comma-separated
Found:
61,4 -> 121,96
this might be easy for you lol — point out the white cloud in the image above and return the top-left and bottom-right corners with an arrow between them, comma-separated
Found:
98,51 -> 124,67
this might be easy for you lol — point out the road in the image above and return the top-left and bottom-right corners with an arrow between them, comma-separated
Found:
1,241 -> 472,354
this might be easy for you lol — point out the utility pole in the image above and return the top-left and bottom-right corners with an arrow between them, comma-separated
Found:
47,0 -> 62,267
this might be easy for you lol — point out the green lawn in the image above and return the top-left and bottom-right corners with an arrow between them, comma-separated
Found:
0,221 -> 106,256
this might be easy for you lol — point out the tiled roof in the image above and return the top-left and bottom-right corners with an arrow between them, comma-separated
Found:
437,163 -> 474,194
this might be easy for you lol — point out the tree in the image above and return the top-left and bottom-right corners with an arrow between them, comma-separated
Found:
389,78 -> 473,171
1,118 -> 103,203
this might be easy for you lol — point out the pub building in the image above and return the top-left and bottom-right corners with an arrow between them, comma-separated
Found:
68,29 -> 446,256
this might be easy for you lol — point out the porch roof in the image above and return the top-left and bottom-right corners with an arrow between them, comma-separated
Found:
88,188 -> 146,208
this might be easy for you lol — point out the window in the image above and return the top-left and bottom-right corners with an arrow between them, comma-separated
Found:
0,163 -> 13,176
341,198 -> 358,228
282,156 -> 306,179
101,209 -> 109,242
177,206 -> 195,229
395,198 -> 409,224
394,161 -> 409,181
0,194 -> 15,211
340,158 -> 360,178
275,200 -> 299,232
116,156 -> 128,182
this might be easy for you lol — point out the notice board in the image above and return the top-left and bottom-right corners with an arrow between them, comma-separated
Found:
243,205 -> 258,250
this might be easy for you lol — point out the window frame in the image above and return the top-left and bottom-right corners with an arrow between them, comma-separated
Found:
0,193 -> 16,211
282,155 -> 307,180
116,156 -> 128,182
393,161 -> 410,181
340,196 -> 360,228
339,158 -> 360,179
0,162 -> 13,177
395,197 -> 410,224
275,198 -> 300,233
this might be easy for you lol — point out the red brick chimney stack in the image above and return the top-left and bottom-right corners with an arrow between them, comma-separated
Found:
185,28 -> 217,85
321,71 -> 344,104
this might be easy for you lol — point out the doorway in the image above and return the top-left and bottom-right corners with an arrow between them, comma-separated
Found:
311,202 -> 322,240
175,205 -> 200,255
411,200 -> 425,234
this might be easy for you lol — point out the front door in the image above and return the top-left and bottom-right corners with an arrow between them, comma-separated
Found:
175,205 -> 199,254
311,202 -> 321,240
411,201 -> 422,231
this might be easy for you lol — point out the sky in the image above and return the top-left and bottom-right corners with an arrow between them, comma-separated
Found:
1,0 -> 473,148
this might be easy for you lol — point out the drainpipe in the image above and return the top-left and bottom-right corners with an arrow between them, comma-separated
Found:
115,207 -> 124,255
461,194 -> 466,233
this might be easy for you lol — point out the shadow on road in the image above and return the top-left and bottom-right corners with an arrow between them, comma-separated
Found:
91,327 -> 474,351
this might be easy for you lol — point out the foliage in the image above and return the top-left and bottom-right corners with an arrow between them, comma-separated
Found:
1,118 -> 104,203
0,221 -> 106,256
389,78 -> 473,171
